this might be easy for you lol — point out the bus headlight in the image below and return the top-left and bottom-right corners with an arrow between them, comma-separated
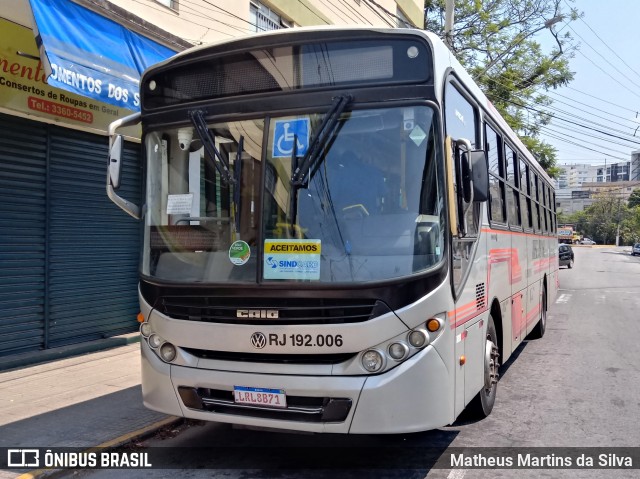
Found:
148,333 -> 163,349
159,342 -> 177,362
408,329 -> 429,348
361,350 -> 384,372
140,322 -> 152,337
388,342 -> 408,361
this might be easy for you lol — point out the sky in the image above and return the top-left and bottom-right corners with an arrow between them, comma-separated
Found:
536,0 -> 640,168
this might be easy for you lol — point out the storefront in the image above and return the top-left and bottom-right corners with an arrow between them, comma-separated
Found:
0,16 -> 150,356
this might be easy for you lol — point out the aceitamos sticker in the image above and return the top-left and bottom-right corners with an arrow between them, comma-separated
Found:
263,239 -> 321,280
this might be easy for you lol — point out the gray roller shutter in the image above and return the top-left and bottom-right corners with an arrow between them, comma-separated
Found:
0,113 -> 142,356
0,115 -> 47,356
48,126 -> 141,347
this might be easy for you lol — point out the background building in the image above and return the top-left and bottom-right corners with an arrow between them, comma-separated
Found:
555,160 -> 637,214
631,149 -> 640,181
77,0 -> 424,45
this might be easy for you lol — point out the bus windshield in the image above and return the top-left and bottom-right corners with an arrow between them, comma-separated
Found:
142,105 -> 445,284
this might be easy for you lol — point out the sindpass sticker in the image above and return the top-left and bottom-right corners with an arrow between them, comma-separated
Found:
264,239 -> 321,280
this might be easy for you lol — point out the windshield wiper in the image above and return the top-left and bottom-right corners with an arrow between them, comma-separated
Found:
290,94 -> 352,188
287,135 -> 299,236
189,109 -> 234,185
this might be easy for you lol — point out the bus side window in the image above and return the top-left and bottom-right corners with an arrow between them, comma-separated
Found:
520,158 -> 531,230
533,174 -> 542,232
445,80 -> 480,292
485,123 -> 506,224
504,143 -> 521,228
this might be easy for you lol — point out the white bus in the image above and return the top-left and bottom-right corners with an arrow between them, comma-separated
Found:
107,27 -> 558,434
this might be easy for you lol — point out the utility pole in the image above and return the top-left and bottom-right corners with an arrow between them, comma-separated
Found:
616,196 -> 622,247
444,0 -> 455,51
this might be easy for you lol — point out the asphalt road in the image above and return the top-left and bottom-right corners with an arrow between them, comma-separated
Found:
70,246 -> 640,479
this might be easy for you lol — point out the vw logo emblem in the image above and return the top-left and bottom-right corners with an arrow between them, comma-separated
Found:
250,332 -> 267,349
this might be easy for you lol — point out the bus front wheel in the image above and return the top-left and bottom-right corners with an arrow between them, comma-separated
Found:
468,315 -> 500,418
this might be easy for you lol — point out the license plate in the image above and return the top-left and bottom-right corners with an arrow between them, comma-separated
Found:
233,386 -> 287,408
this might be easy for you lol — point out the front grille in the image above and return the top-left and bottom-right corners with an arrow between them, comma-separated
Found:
159,296 -> 386,325
184,348 -> 356,365
178,387 -> 352,423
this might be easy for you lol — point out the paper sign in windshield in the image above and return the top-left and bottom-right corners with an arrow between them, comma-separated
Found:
166,194 -> 193,215
264,239 -> 321,280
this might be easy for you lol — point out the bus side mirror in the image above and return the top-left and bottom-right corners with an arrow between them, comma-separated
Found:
109,134 -> 123,189
107,112 -> 141,219
469,150 -> 489,202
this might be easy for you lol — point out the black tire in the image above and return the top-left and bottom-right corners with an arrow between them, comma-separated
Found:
529,286 -> 547,340
567,259 -> 573,269
467,315 -> 500,418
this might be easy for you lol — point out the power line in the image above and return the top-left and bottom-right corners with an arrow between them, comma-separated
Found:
564,86 -> 639,114
571,44 -> 640,101
128,0 -> 239,40
190,0 -> 276,31
535,129 -> 628,161
360,0 -> 396,27
176,0 -> 254,35
486,86 -> 640,145
477,70 -> 640,139
533,124 -> 632,157
296,1 -> 331,25
484,91 -> 640,159
564,22 -> 640,92
564,0 -> 640,81
364,0 -> 416,28
83,0 -> 187,49
535,123 -> 637,152
546,90 -> 640,126
477,78 -> 640,135
336,0 -> 374,25
318,0 -> 361,25
525,103 -> 640,146
557,160 -> 629,164
469,71 -> 640,159
532,95 -> 639,134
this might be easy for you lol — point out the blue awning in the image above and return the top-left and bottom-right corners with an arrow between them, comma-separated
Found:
29,0 -> 176,111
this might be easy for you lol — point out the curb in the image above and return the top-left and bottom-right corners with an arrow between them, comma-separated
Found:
0,333 -> 141,372
15,416 -> 183,479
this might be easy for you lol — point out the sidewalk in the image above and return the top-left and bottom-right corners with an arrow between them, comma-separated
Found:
0,340 -> 178,478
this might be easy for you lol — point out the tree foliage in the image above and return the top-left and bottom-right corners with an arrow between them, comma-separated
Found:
424,0 -> 580,176
623,206 -> 640,243
628,189 -> 640,208
561,195 -> 640,245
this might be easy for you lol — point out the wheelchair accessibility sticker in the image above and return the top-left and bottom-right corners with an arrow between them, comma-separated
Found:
272,118 -> 310,158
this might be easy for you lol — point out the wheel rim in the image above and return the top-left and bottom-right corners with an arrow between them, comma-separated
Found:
483,334 -> 499,393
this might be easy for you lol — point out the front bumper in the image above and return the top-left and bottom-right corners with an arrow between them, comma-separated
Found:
141,338 -> 454,434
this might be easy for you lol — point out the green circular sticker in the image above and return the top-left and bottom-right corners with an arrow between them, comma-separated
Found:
229,240 -> 251,266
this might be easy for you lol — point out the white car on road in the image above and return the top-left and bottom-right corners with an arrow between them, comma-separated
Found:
580,238 -> 596,245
